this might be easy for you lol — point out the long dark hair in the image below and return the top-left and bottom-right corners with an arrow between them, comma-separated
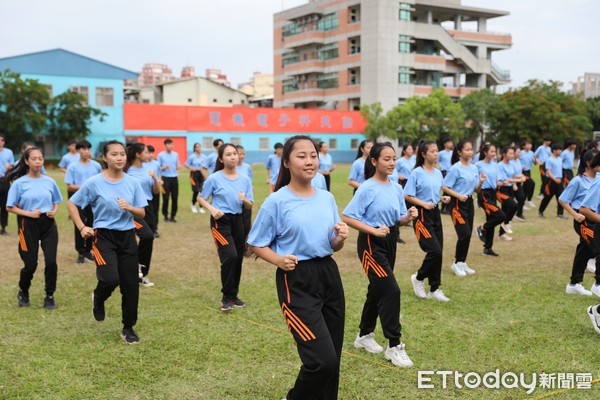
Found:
355,139 -> 373,160
102,140 -> 126,169
415,140 -> 436,169
125,142 -> 146,172
275,135 -> 318,191
364,142 -> 395,180
499,146 -> 512,162
451,140 -> 471,164
591,151 -> 600,171
401,143 -> 413,157
579,150 -> 599,176
214,143 -> 237,173
479,143 -> 494,161
5,147 -> 43,182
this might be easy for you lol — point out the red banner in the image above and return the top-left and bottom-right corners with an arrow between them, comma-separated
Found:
124,104 -> 366,134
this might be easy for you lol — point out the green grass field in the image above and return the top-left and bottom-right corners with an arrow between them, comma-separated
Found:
0,165 -> 599,400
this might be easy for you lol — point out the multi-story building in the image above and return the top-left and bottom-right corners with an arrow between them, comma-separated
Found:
572,73 -> 600,99
239,71 -> 275,108
274,0 -> 512,111
205,68 -> 231,87
138,63 -> 176,87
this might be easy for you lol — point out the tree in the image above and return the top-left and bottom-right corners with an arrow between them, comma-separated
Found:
587,97 -> 600,132
0,70 -> 51,146
459,89 -> 507,143
47,91 -> 106,148
360,102 -> 395,141
387,89 -> 465,144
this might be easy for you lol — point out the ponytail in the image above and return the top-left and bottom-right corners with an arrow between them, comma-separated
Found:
581,150 -> 599,175
451,140 -> 470,165
415,140 -> 435,169
5,147 -> 42,183
364,142 -> 395,180
125,142 -> 146,172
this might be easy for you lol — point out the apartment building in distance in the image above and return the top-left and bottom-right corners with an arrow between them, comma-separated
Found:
274,0 -> 512,111
572,73 -> 600,100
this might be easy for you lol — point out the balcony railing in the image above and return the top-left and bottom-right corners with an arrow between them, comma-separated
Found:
491,62 -> 510,80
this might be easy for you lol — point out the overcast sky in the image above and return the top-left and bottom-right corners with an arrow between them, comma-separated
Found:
1,0 -> 598,90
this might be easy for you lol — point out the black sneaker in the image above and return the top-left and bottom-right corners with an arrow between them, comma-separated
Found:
483,248 -> 499,257
153,231 -> 160,238
164,216 -> 170,223
221,300 -> 234,312
0,227 -> 7,235
83,252 -> 94,263
77,254 -> 85,264
397,237 -> 406,244
92,292 -> 105,321
169,217 -> 177,223
121,327 -> 140,345
538,212 -> 545,219
17,290 -> 30,307
44,295 -> 57,310
476,226 -> 485,243
233,297 -> 246,308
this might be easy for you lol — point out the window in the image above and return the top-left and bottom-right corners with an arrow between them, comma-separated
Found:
259,138 -> 270,150
348,6 -> 361,23
329,138 -> 338,150
399,2 -> 411,21
282,23 -> 301,38
230,137 -> 241,146
349,68 -> 360,85
349,37 -> 361,54
317,73 -> 338,89
399,35 -> 412,53
69,86 -> 89,104
95,87 -> 114,106
202,137 -> 214,149
283,51 -> 301,66
318,43 -> 338,61
350,139 -> 359,150
282,78 -> 300,93
398,67 -> 411,84
318,13 -> 338,32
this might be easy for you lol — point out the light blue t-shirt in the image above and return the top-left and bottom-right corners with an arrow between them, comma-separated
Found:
443,162 -> 479,196
343,178 -> 407,227
388,169 -> 399,182
396,156 -> 415,179
0,147 -> 15,178
248,187 -> 340,261
311,172 -> 327,190
545,155 -> 563,179
65,160 -> 102,187
535,145 -> 551,164
201,171 -> 254,215
511,159 -> 523,176
349,158 -> 366,185
561,149 -> 575,171
205,152 -> 218,174
476,160 -> 499,190
497,161 -> 516,187
318,153 -> 333,173
143,159 -> 161,179
58,152 -> 80,170
7,175 -> 62,212
266,154 -> 282,185
127,165 -> 155,201
559,175 -> 597,210
519,150 -> 535,171
581,178 -> 600,212
236,163 -> 253,182
157,150 -> 180,178
70,173 -> 147,231
405,166 -> 444,204
438,149 -> 453,171
185,153 -> 207,171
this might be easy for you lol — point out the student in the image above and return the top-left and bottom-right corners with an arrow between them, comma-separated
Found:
496,147 -> 521,241
68,140 -> 147,345
438,138 -> 453,215
21,142 -> 46,174
342,142 -> 418,368
519,139 -> 537,209
511,146 -> 528,220
185,143 -> 207,214
559,150 -> 600,296
442,140 -> 484,277
6,147 -> 62,309
198,143 -> 254,311
580,169 -> 600,298
144,145 -> 161,237
318,141 -> 335,191
0,133 -> 15,235
539,144 -> 567,219
158,138 -> 180,222
475,144 -> 506,257
534,137 -> 552,200
348,140 -> 374,193
65,140 -> 102,263
405,141 -> 451,301
312,171 -> 328,191
561,140 -> 577,186
248,135 -> 348,400
265,142 -> 283,193
235,145 -> 253,243
58,139 -> 80,173
126,143 -> 160,287
396,143 -> 415,188
205,138 -> 223,174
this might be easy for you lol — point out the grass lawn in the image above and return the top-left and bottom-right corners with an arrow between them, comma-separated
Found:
0,165 -> 599,400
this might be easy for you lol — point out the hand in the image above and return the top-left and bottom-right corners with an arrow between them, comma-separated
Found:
513,184 -> 518,191
117,197 -> 130,211
373,225 -> 390,237
238,191 -> 247,203
211,208 -> 225,220
46,210 -> 57,218
278,254 -> 298,271
80,226 -> 94,239
424,202 -> 435,210
480,173 -> 487,183
333,222 -> 348,241
29,209 -> 41,219
574,213 -> 586,223
148,169 -> 155,177
165,163 -> 170,170
266,180 -> 270,185
408,206 -> 418,220
4,162 -> 10,170
458,194 -> 468,202
555,178 -> 562,184
441,196 -> 451,204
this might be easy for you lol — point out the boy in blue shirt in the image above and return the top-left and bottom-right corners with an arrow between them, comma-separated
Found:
539,144 -> 566,219
265,142 -> 283,192
534,137 -> 552,199
58,139 -> 80,173
144,145 -> 161,237
158,138 -> 180,222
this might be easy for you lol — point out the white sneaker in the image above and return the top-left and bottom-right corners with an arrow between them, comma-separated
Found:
587,305 -> 600,334
140,277 -> 155,287
191,204 -> 198,213
411,273 -> 427,299
587,259 -> 596,274
591,284 -> 600,297
565,283 -> 592,296
353,332 -> 383,354
199,207 -> 206,214
138,264 -> 144,278
460,262 -> 475,275
499,234 -> 513,241
500,222 -> 513,234
427,290 -> 450,302
450,262 -> 466,277
522,205 -> 530,211
536,193 -> 544,200
384,342 -> 413,368
527,200 -> 537,208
